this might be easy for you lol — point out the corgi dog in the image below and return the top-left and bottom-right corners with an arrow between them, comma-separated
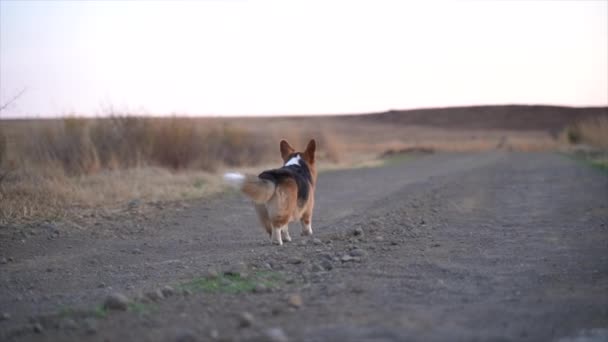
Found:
223,139 -> 317,245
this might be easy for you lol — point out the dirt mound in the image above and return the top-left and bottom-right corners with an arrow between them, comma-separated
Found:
351,105 -> 608,134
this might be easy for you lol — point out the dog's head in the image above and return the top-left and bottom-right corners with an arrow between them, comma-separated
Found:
280,139 -> 316,168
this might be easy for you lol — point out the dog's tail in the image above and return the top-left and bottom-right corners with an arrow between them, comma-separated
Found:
223,172 -> 275,204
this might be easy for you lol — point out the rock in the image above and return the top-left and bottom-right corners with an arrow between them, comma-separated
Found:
104,293 -> 129,310
59,318 -> 78,330
33,322 -> 43,333
224,262 -> 248,277
161,285 -> 175,297
341,254 -> 354,262
353,227 -> 364,236
182,289 -> 193,296
312,238 -> 323,245
206,268 -> 219,278
238,312 -> 254,327
349,249 -> 367,257
375,236 -> 385,242
320,260 -> 333,271
145,289 -> 165,301
311,263 -> 324,272
0,312 -> 10,321
253,283 -> 269,293
265,327 -> 289,342
127,199 -> 141,209
175,328 -> 198,342
0,258 -> 7,264
131,248 -> 143,255
209,329 -> 219,339
320,253 -> 333,260
83,318 -> 97,335
287,257 -> 303,265
390,241 -> 399,246
287,293 -> 303,308
7,257 -> 13,262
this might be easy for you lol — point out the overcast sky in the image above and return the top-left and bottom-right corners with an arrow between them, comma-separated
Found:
0,0 -> 606,117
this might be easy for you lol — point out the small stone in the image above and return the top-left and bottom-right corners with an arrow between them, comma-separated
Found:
375,236 -> 385,242
341,255 -> 354,262
390,241 -> 399,246
349,249 -> 367,257
265,327 -> 289,342
0,258 -> 7,264
7,257 -> 13,262
0,312 -> 10,321
209,329 -> 219,339
161,285 -> 175,297
104,293 -> 129,310
83,318 -> 97,335
145,289 -> 164,301
287,293 -> 303,308
287,257 -> 303,265
320,260 -> 333,271
182,289 -> 193,296
131,248 -> 143,255
353,227 -> 364,236
206,268 -> 219,278
98,283 -> 106,288
60,318 -> 78,330
128,199 -> 141,209
253,283 -> 269,293
312,238 -> 323,245
224,262 -> 248,277
33,322 -> 43,333
311,263 -> 324,272
238,312 -> 254,327
175,328 -> 198,342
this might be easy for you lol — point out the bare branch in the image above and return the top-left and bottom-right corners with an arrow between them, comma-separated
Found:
0,87 -> 27,112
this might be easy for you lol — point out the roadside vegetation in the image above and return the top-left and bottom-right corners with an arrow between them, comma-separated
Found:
1,106 -> 606,224
560,116 -> 608,173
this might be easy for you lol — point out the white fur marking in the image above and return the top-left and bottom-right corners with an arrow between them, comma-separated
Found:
223,172 -> 245,188
281,226 -> 292,242
271,228 -> 283,245
285,155 -> 301,167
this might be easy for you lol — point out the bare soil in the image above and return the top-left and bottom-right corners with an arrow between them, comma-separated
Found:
1,152 -> 607,342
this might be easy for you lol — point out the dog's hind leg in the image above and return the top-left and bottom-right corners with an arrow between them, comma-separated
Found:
270,226 -> 283,245
270,215 -> 289,246
280,226 -> 292,242
300,213 -> 313,236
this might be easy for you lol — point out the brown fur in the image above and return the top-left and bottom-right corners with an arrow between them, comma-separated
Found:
235,139 -> 317,245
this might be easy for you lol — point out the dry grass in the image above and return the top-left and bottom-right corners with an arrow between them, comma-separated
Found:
3,106 -> 602,224
0,116 -> 344,223
561,116 -> 608,149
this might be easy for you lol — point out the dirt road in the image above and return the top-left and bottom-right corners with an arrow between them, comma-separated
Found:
1,152 -> 607,341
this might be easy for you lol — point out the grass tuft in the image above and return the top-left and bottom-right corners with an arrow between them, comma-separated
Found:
179,271 -> 282,294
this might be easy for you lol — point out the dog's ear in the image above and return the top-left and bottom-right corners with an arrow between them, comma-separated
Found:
303,139 -> 316,164
280,140 -> 295,162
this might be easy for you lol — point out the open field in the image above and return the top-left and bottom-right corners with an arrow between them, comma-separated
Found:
1,105 -> 606,223
0,105 -> 607,341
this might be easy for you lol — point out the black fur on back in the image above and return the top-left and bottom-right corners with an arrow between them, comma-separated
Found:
258,154 -> 313,204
